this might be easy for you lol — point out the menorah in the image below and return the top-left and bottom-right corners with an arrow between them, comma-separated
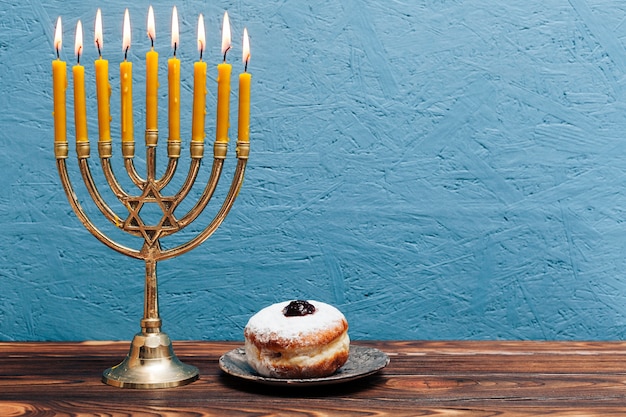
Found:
55,134 -> 248,389
51,8 -> 251,388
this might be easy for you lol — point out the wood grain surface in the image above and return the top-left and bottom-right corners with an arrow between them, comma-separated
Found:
1,341 -> 626,416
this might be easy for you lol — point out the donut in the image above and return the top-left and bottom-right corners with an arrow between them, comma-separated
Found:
244,300 -> 350,378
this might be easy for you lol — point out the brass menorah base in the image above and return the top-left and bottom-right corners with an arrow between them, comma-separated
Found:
55,132 -> 248,389
103,331 -> 198,388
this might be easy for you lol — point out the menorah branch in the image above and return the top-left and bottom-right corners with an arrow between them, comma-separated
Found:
171,158 -> 202,205
79,158 -> 127,229
160,155 -> 247,261
124,158 -> 145,187
101,158 -> 130,200
175,158 -> 224,230
156,157 -> 178,188
56,158 -> 142,259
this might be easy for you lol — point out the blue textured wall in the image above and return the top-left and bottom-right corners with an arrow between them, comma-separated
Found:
2,0 -> 626,341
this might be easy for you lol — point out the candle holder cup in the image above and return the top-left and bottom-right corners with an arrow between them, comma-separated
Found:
54,121 -> 248,388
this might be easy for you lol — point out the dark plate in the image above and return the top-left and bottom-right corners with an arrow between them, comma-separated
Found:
219,345 -> 389,386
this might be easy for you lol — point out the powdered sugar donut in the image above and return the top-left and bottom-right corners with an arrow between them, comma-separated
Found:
244,300 -> 350,378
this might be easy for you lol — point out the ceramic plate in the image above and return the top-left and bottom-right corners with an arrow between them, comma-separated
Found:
219,345 -> 389,386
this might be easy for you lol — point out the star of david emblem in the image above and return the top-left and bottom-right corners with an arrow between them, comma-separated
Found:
123,182 -> 179,246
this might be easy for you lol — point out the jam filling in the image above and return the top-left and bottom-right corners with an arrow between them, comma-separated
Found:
283,300 -> 316,317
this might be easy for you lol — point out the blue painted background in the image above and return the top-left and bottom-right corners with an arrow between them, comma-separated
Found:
2,0 -> 626,341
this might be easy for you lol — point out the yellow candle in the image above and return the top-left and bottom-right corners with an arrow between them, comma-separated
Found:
120,64 -> 133,142
216,63 -> 232,143
237,28 -> 251,143
52,17 -> 67,143
95,58 -> 111,142
192,61 -> 207,143
216,12 -> 232,143
73,20 -> 88,142
94,9 -> 111,142
191,14 -> 206,143
121,9 -> 133,143
169,58 -> 180,142
145,6 -> 158,131
73,65 -> 87,141
168,6 -> 180,142
237,73 -> 250,142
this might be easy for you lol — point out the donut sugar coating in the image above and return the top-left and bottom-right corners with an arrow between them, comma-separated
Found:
244,300 -> 350,378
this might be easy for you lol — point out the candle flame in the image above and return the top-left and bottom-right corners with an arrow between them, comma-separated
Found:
221,11 -> 231,58
95,9 -> 103,53
197,14 -> 205,55
122,9 -> 131,54
54,16 -> 62,53
171,6 -> 179,50
242,27 -> 250,67
147,5 -> 155,43
75,20 -> 83,59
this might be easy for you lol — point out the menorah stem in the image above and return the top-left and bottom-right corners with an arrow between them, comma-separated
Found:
141,256 -> 161,333
146,129 -> 158,181
102,245 -> 199,389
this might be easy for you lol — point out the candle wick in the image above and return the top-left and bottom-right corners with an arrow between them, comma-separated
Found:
173,41 -> 177,57
223,45 -> 231,63
96,40 -> 102,58
77,46 -> 82,64
150,35 -> 154,49
56,47 -> 60,60
200,48 -> 203,61
244,58 -> 248,73
125,46 -> 129,61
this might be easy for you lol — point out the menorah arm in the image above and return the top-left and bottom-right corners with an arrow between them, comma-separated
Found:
156,158 -> 178,190
157,158 -> 247,261
170,157 -> 202,204
78,158 -> 133,231
124,158 -> 146,187
174,157 -> 225,230
156,140 -> 181,189
98,141 -> 131,201
158,142 -> 227,238
56,158 -> 142,260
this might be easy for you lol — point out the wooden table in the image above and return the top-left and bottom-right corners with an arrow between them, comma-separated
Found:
1,341 -> 626,415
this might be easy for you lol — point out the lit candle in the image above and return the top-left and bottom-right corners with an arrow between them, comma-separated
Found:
73,20 -> 88,142
52,17 -> 67,143
191,14 -> 207,143
145,5 -> 158,131
238,28 -> 251,143
94,9 -> 111,142
168,6 -> 180,142
215,11 -> 232,143
120,9 -> 133,143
